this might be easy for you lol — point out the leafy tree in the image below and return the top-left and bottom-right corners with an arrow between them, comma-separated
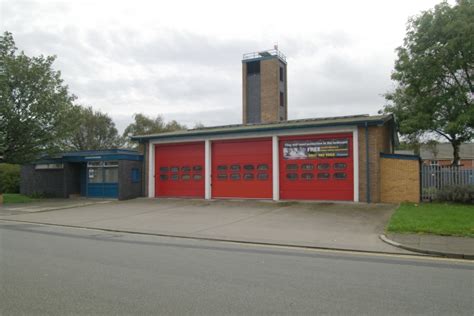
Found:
123,113 -> 187,147
65,106 -> 124,151
0,31 -> 77,163
384,0 -> 474,165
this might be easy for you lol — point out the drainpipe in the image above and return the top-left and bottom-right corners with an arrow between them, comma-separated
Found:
365,122 -> 371,203
142,141 -> 146,198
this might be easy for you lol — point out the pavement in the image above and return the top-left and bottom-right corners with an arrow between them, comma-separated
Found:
382,232 -> 474,259
1,198 -> 472,257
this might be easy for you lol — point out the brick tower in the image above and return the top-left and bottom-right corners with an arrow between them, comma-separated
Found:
242,46 -> 287,124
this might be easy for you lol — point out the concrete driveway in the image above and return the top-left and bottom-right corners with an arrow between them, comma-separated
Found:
0,198 -> 406,253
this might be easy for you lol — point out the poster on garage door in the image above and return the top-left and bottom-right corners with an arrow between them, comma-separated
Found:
283,138 -> 349,159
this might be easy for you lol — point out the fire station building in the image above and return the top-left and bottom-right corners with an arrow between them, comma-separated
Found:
132,48 -> 398,203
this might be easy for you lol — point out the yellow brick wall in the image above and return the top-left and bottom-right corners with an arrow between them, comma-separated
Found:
260,59 -> 279,123
380,157 -> 420,203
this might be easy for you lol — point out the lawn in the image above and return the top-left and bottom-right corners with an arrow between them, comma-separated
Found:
2,193 -> 35,204
387,203 -> 474,237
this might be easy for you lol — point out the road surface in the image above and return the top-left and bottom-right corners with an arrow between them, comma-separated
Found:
0,221 -> 472,315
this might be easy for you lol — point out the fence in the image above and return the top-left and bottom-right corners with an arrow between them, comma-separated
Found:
421,165 -> 474,201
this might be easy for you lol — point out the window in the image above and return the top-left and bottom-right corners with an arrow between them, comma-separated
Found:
88,167 -> 103,183
181,174 -> 190,180
160,175 -> 168,181
317,173 -> 330,180
217,174 -> 228,180
35,163 -> 64,170
302,173 -> 314,180
257,164 -> 269,170
193,165 -> 202,171
257,173 -> 269,180
181,166 -> 191,172
243,164 -> 254,170
170,174 -> 179,181
334,163 -> 347,170
430,160 -> 439,166
170,166 -> 179,173
217,165 -> 227,171
193,174 -> 202,180
230,164 -> 241,171
301,164 -> 314,170
243,173 -> 254,180
230,173 -> 241,180
159,167 -> 169,173
286,164 -> 298,170
247,61 -> 260,74
131,168 -> 140,183
280,66 -> 284,81
280,92 -> 284,107
334,172 -> 347,180
286,173 -> 298,180
317,163 -> 330,170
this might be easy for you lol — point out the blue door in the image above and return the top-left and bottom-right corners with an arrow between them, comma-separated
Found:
87,161 -> 119,198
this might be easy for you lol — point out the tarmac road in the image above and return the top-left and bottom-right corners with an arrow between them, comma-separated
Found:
0,221 -> 472,315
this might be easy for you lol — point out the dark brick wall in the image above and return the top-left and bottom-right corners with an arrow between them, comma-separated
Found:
64,163 -> 81,197
118,160 -> 143,200
20,165 -> 65,198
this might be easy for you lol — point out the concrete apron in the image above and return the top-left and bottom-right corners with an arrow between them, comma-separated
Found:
0,198 -> 412,255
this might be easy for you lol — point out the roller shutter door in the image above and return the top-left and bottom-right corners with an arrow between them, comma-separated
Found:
212,138 -> 272,199
279,133 -> 354,201
155,142 -> 205,197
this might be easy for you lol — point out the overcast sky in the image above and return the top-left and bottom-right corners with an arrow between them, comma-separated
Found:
1,0 -> 445,132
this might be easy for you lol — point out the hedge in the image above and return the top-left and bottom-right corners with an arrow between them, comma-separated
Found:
0,163 -> 21,194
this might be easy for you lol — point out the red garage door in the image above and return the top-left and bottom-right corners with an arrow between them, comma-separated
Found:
212,138 -> 272,199
279,133 -> 354,201
155,142 -> 205,197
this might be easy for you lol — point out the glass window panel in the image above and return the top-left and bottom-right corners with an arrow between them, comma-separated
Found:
217,174 -> 228,180
170,166 -> 179,173
230,173 -> 241,180
243,164 -> 254,170
159,167 -> 169,173
302,173 -> 314,180
286,173 -> 298,180
88,167 -> 103,183
301,164 -> 314,170
170,174 -> 179,181
87,161 -> 103,167
193,174 -> 202,180
193,165 -> 202,171
257,164 -> 269,170
257,173 -> 269,180
317,163 -> 330,170
334,172 -> 347,179
230,164 -> 241,171
217,165 -> 227,171
181,174 -> 190,180
243,173 -> 254,180
286,164 -> 298,170
104,161 -> 118,167
317,173 -> 330,180
160,174 -> 168,181
334,163 -> 347,170
104,167 -> 118,183
181,166 -> 191,172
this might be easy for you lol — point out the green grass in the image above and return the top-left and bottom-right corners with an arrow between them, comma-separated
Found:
2,193 -> 35,204
387,203 -> 474,237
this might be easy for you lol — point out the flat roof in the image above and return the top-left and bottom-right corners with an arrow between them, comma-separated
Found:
131,114 -> 395,142
35,149 -> 143,163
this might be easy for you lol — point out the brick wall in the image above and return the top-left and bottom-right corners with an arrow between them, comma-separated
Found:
118,160 -> 143,200
260,58 -> 279,123
381,157 -> 420,203
358,125 -> 392,203
20,165 -> 65,198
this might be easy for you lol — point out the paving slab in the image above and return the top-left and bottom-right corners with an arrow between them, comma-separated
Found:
0,198 -> 411,254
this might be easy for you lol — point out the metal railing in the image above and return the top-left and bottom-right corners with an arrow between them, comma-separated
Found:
421,164 -> 474,200
242,48 -> 287,62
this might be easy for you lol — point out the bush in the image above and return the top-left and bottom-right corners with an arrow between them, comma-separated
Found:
435,185 -> 474,204
0,163 -> 21,193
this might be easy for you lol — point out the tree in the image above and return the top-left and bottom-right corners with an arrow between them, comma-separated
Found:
65,106 -> 124,151
384,0 -> 474,165
122,113 -> 187,147
0,31 -> 77,163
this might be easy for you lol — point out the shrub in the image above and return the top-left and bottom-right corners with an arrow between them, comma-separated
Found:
435,185 -> 474,204
0,163 -> 21,193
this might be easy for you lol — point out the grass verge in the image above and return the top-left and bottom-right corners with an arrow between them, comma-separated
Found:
2,193 -> 35,204
387,202 -> 474,237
